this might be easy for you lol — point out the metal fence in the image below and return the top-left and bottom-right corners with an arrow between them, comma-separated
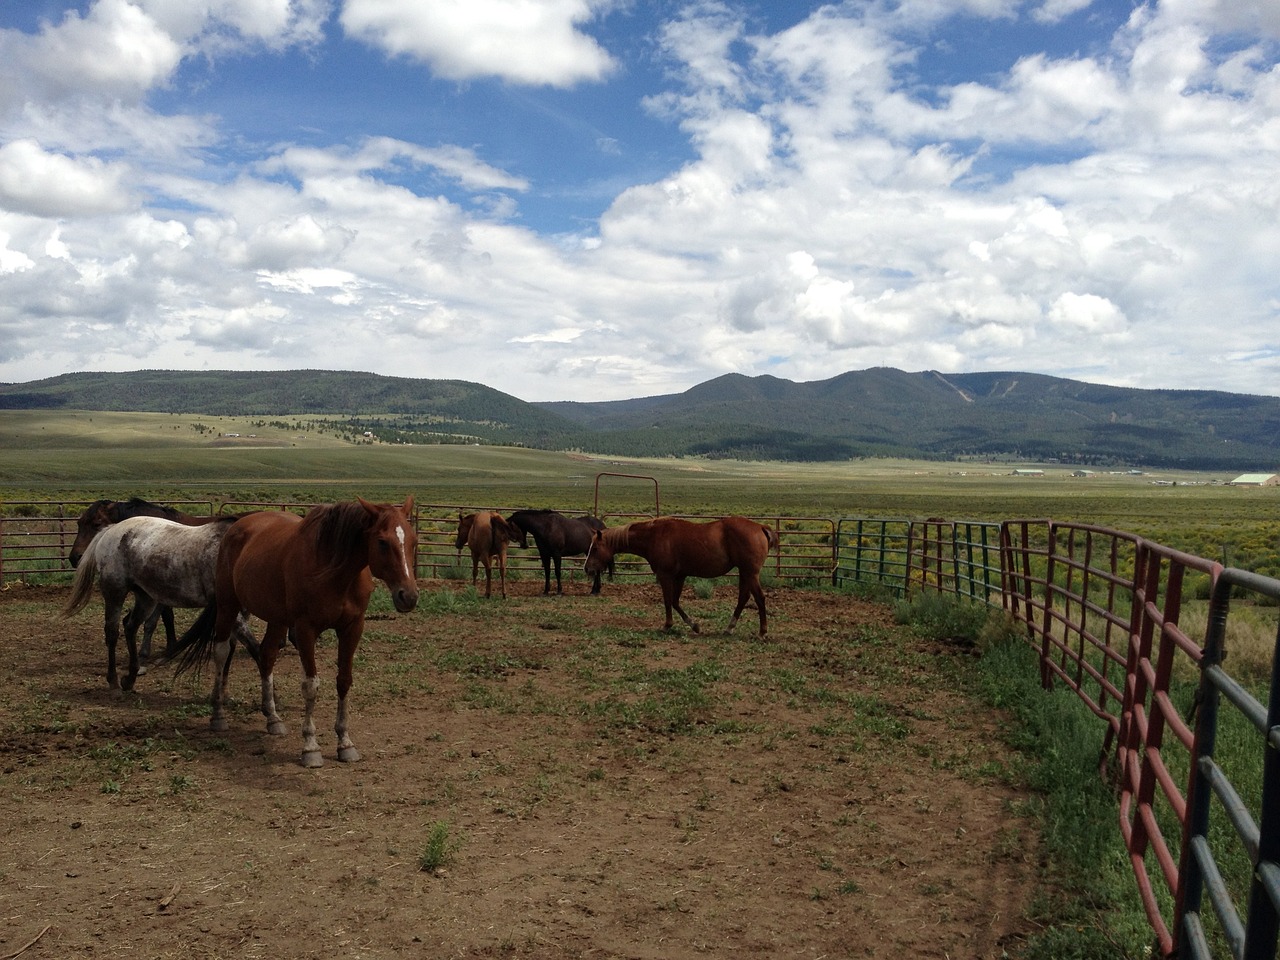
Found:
2,498 -> 1277,958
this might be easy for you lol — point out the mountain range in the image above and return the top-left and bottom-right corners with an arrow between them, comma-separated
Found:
3,367 -> 1278,469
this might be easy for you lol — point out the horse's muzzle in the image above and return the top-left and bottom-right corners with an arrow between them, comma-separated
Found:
392,586 -> 419,613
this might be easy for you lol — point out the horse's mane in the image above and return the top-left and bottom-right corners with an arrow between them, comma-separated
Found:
114,497 -> 184,521
300,502 -> 373,577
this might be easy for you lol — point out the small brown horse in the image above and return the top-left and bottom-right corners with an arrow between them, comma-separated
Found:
174,497 -> 419,768
455,511 -> 516,598
584,516 -> 776,637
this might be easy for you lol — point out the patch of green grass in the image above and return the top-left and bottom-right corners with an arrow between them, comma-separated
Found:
972,638 -> 1153,959
418,821 -> 461,873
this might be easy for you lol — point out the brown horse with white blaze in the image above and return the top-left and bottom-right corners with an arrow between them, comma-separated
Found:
174,497 -> 419,768
584,516 -> 776,637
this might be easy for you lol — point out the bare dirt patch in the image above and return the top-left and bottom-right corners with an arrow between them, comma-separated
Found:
1,580 -> 1039,959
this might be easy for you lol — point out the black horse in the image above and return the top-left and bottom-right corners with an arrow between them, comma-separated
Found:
507,509 -> 613,595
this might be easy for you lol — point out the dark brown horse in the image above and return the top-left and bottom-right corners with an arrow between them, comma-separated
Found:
68,498 -> 234,660
508,509 -> 610,594
175,497 -> 419,767
584,516 -> 776,637
455,511 -> 515,598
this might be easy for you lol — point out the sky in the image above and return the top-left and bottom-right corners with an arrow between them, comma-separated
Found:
1,1 -> 1278,403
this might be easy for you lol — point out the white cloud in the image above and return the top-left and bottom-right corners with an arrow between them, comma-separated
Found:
0,1 -> 1278,401
339,0 -> 616,86
5,0 -> 184,103
0,140 -> 134,217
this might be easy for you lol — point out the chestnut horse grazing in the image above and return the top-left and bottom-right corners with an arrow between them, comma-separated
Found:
455,511 -> 515,598
584,516 -> 776,638
175,497 -> 419,768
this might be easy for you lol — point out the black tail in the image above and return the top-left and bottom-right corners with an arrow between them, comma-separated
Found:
165,603 -> 216,677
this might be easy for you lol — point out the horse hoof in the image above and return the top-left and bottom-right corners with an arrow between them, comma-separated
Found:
267,720 -> 288,736
337,746 -> 362,763
301,750 -> 324,769
210,717 -> 229,732
121,677 -> 137,693
136,665 -> 148,676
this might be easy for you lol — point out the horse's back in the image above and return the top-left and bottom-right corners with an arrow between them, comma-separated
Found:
646,516 -> 770,576
98,516 -> 231,606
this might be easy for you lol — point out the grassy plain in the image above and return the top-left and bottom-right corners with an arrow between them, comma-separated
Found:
3,408 -> 1277,569
3,407 -> 1275,958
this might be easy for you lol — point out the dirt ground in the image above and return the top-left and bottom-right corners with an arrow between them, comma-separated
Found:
0,578 -> 1041,959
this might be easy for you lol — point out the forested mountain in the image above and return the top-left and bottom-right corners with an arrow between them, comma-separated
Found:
3,367 -> 1279,469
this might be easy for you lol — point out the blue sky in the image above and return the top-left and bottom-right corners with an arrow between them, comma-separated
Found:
1,1 -> 1278,402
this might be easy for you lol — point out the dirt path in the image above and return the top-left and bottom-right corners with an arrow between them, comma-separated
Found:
0,581 -> 1038,958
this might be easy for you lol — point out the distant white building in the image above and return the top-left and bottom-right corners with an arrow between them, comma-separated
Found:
1229,473 -> 1278,486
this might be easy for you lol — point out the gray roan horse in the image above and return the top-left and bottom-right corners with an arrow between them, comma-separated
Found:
68,497 -> 234,661
507,509 -> 611,595
62,515 -> 251,692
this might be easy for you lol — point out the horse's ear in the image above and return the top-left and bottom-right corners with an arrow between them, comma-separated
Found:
401,495 -> 414,515
357,496 -> 377,515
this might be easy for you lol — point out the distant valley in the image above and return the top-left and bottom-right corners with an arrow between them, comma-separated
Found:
3,367 -> 1279,470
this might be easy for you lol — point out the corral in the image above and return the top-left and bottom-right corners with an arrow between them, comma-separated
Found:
1,579 -> 1038,959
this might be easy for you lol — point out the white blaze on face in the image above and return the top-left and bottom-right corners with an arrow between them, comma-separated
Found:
396,524 -> 411,579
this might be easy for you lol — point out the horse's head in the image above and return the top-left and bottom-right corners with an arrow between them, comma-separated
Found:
358,496 -> 419,613
454,513 -> 475,551
68,499 -> 115,568
505,513 -> 529,549
583,527 -> 615,577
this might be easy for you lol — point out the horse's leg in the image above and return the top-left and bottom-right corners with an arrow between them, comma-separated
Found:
101,594 -> 124,692
724,570 -> 768,638
333,620 -> 364,764
498,550 -> 507,599
293,627 -> 324,768
119,591 -> 152,692
257,623 -> 290,738
483,556 -> 492,598
552,554 -> 563,595
208,640 -> 234,737
207,605 -> 247,733
668,574 -> 699,633
160,604 -> 178,658
540,552 -> 552,594
728,572 -> 752,634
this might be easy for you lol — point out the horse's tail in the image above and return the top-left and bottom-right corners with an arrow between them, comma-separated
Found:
168,602 -> 219,676
167,604 -> 264,676
61,535 -> 101,618
761,524 -> 778,553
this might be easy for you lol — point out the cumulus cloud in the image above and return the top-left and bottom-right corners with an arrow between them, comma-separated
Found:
340,0 -> 616,86
0,140 -> 134,216
0,1 -> 1278,400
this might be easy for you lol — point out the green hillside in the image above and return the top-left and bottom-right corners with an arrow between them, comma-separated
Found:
3,367 -> 1279,469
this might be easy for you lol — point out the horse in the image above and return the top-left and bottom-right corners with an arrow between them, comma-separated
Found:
584,516 -> 776,638
173,497 -> 419,768
62,515 -> 248,692
507,509 -> 611,595
455,511 -> 516,598
68,497 -> 234,660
